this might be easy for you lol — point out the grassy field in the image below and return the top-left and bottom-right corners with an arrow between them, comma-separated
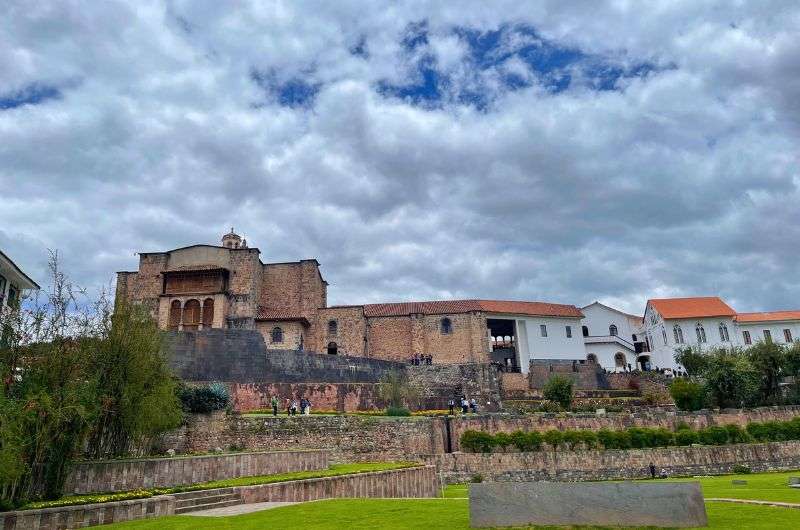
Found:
656,470 -> 800,503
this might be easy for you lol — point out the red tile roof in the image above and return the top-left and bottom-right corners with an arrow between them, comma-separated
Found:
647,297 -> 736,319
256,307 -> 309,324
363,299 -> 583,318
736,311 -> 800,323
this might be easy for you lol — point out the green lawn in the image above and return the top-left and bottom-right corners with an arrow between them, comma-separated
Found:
651,470 -> 800,504
102,498 -> 800,529
22,462 -> 417,510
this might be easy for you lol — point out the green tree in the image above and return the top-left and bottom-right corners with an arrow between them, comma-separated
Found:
674,346 -> 709,376
377,369 -> 418,412
542,375 -> 573,410
669,378 -> 706,411
703,349 -> 760,408
747,341 -> 787,405
86,303 -> 182,458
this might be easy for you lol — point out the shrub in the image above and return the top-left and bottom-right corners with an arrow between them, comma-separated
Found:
675,429 -> 699,446
386,406 -> 411,416
510,430 -> 541,452
649,428 -> 675,447
642,386 -> 671,406
597,429 -> 616,449
578,430 -> 598,449
543,430 -> 563,449
669,379 -> 706,411
724,424 -> 752,444
612,430 -> 632,450
561,430 -> 582,449
460,430 -> 495,453
627,427 -> 649,448
179,383 -> 230,414
699,426 -> 729,445
732,464 -> 752,474
537,400 -> 564,413
493,432 -> 513,451
471,474 -> 484,483
543,376 -> 573,410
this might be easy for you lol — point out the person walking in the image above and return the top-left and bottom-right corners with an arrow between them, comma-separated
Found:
271,395 -> 279,417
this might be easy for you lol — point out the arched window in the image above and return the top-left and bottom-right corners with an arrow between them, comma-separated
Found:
582,326 -> 589,337
440,318 -> 452,335
182,299 -> 201,331
614,352 -> 626,368
328,320 -> 338,336
695,323 -> 707,343
587,353 -> 598,364
327,341 -> 338,355
271,327 -> 283,343
168,300 -> 182,330
202,298 -> 214,328
718,322 -> 729,342
673,324 -> 684,344
609,324 -> 618,336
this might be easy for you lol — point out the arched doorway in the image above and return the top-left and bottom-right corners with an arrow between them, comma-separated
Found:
586,353 -> 598,364
182,299 -> 201,331
614,352 -> 626,371
168,300 -> 181,330
637,355 -> 651,371
327,342 -> 338,355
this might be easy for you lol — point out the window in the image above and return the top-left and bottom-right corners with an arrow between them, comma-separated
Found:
695,323 -> 707,344
609,324 -> 618,336
718,322 -> 729,342
565,325 -> 572,338
540,324 -> 547,337
661,325 -> 668,345
271,327 -> 284,343
440,318 -> 452,335
743,330 -> 752,345
582,325 -> 589,337
763,329 -> 772,343
182,299 -> 201,331
7,286 -> 18,308
673,325 -> 684,344
327,341 -> 337,355
784,329 -> 793,343
202,298 -> 214,328
168,300 -> 181,330
614,352 -> 626,367
328,320 -> 338,336
587,353 -> 598,364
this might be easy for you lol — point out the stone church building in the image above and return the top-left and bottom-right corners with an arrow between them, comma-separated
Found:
116,231 -> 585,370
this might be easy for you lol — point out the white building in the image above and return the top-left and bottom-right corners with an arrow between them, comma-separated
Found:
642,297 -> 739,370
735,311 -> 800,347
0,250 -> 39,312
580,302 -> 646,371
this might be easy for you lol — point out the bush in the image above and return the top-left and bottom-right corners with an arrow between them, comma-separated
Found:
543,376 -> 573,410
561,430 -> 582,449
675,429 -> 699,446
386,406 -> 411,416
543,430 -> 563,449
578,430 -> 598,449
536,400 -> 564,413
493,432 -> 513,451
471,474 -> 484,483
627,427 -> 649,448
597,429 -> 616,449
460,430 -> 495,453
179,383 -> 230,414
724,424 -> 752,444
732,464 -> 752,474
670,379 -> 706,411
649,428 -> 675,447
699,426 -> 729,445
510,430 -> 542,452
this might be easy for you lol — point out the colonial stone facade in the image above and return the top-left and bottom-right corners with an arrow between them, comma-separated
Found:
116,231 -> 585,366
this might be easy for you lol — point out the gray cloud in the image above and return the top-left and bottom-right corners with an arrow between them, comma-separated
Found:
1,0 -> 798,316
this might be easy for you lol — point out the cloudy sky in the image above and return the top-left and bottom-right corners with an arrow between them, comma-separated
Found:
1,1 -> 798,314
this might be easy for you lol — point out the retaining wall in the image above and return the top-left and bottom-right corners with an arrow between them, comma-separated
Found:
0,496 -> 175,530
64,450 -> 328,494
235,465 -> 439,503
427,441 -> 800,483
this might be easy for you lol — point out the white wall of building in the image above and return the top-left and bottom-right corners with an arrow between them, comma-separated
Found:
737,321 -> 800,346
581,303 -> 641,344
502,315 -> 584,373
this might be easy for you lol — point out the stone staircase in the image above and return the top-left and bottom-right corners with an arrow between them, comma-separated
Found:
173,488 -> 243,514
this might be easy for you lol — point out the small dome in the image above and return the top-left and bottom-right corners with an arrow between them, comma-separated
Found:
222,228 -> 242,248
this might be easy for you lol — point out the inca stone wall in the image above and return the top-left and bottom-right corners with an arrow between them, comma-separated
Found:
428,441 -> 800,483
406,363 -> 503,410
312,306 -> 367,356
64,450 -> 328,494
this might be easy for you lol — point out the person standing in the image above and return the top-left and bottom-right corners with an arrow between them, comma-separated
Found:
285,398 -> 291,416
305,398 -> 312,416
470,398 -> 477,414
448,398 -> 455,416
461,397 -> 469,414
271,395 -> 279,417
290,399 -> 298,416
649,462 -> 656,479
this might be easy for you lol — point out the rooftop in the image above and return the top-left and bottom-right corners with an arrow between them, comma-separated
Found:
736,310 -> 800,323
647,296 -> 736,319
363,299 -> 583,318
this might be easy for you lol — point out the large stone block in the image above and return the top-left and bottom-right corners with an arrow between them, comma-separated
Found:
469,481 -> 707,528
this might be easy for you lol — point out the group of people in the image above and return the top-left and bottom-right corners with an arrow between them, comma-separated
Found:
410,354 -> 433,365
269,395 -> 312,416
448,397 -> 479,415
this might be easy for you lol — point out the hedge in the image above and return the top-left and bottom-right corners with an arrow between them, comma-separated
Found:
459,416 -> 800,453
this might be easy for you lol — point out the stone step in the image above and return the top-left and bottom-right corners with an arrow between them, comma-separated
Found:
172,487 -> 236,500
174,497 -> 243,514
175,493 -> 240,509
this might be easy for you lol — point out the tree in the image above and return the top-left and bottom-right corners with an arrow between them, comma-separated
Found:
377,369 -> 418,413
703,349 -> 759,408
542,375 -> 573,410
669,378 -> 706,411
747,341 -> 786,406
674,346 -> 709,376
85,303 -> 182,458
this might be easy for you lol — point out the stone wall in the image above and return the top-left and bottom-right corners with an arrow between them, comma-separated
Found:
235,465 -> 439,503
63,450 -> 328,494
406,363 -> 503,410
447,406 -> 800,451
165,413 -> 447,462
0,496 -> 175,530
230,382 -> 383,412
312,306 -> 367,356
427,441 -> 800,483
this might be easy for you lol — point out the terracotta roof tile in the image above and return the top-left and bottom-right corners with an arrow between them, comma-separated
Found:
648,297 -> 736,319
363,299 -> 582,318
736,311 -> 800,323
256,307 -> 309,324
